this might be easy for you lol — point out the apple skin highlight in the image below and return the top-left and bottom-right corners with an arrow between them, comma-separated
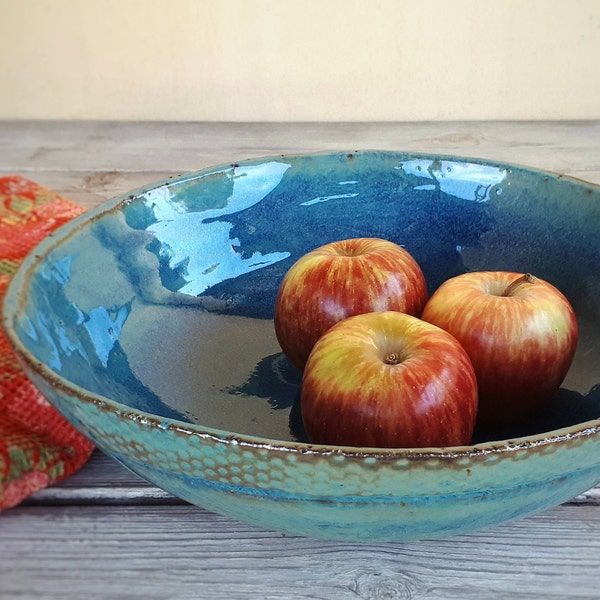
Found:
300,311 -> 478,449
274,238 -> 428,370
421,271 -> 579,426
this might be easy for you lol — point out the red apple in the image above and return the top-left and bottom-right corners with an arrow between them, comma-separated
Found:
274,238 -> 428,369
300,311 -> 478,448
421,271 -> 578,426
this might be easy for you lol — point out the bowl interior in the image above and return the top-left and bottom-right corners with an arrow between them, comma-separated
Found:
7,151 -> 600,445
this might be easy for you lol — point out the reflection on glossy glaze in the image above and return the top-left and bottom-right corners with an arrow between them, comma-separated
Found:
398,159 -> 507,202
136,161 -> 292,296
4,150 -> 600,541
21,248 -> 187,422
82,302 -> 132,367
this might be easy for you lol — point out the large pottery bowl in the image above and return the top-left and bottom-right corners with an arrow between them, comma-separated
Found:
4,151 -> 600,541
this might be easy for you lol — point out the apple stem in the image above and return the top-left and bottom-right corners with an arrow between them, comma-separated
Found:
504,273 -> 537,296
384,352 -> 401,365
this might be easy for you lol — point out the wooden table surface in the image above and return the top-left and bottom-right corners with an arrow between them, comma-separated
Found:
2,120 -> 600,599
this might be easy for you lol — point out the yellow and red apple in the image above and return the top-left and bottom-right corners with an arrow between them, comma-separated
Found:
300,311 -> 478,448
421,271 -> 578,426
274,238 -> 428,369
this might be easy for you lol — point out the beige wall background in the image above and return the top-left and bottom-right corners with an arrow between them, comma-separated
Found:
1,0 -> 599,121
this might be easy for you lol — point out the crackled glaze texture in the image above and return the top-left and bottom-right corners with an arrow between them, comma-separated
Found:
4,151 -> 600,540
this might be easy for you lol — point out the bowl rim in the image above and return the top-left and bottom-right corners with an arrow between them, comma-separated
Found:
4,149 -> 600,460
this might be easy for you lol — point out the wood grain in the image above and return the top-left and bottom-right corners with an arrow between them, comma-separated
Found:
2,503 -> 600,599
2,120 -> 600,599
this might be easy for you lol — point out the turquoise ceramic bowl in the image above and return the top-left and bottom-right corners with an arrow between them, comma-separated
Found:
4,151 -> 600,541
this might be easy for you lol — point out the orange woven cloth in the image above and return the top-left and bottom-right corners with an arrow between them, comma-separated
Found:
0,175 -> 95,510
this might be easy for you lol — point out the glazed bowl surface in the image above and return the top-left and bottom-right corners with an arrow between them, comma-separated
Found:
4,151 -> 600,541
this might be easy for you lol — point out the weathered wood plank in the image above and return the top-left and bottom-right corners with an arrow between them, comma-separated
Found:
2,120 -> 600,180
1,503 -> 600,600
